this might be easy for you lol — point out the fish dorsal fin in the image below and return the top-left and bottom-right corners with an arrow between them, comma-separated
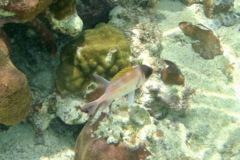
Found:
111,66 -> 133,81
93,74 -> 110,86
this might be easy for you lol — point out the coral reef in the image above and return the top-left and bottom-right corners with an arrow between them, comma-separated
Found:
0,0 -> 240,160
77,0 -> 115,28
29,93 -> 88,133
180,0 -> 240,27
74,113 -> 151,160
47,9 -> 83,36
0,31 -> 31,125
74,68 -> 160,159
56,23 -> 131,94
74,77 -> 195,160
0,0 -> 58,55
202,0 -> 240,27
113,0 -> 158,8
109,3 -> 162,66
0,0 -> 84,36
179,21 -> 223,59
0,0 -> 53,22
49,0 -> 77,20
203,0 -> 234,18
47,0 -> 83,36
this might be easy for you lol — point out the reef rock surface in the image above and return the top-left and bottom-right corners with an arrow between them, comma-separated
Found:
0,31 -> 31,125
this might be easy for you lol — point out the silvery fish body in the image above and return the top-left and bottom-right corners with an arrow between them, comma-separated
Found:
80,65 -> 153,116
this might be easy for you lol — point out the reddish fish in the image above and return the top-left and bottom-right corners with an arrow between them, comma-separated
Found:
79,64 -> 153,116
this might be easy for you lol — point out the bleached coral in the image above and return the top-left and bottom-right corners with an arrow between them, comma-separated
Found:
47,10 -> 83,36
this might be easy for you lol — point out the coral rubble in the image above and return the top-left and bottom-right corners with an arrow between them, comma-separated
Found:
179,21 -> 223,59
56,23 -> 131,94
29,93 -> 88,133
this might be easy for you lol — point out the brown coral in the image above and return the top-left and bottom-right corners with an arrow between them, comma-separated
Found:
3,0 -> 53,21
179,22 -> 223,59
0,30 -> 31,125
74,114 -> 151,160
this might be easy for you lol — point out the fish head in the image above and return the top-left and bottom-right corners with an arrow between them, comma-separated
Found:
140,64 -> 153,80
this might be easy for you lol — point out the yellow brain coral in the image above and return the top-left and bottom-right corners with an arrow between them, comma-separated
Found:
56,23 -> 131,94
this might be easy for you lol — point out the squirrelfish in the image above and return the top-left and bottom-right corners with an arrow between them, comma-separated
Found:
79,64 -> 153,116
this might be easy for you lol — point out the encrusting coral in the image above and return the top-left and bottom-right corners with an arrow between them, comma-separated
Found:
1,0 -> 83,39
47,0 -> 83,36
0,0 -> 54,22
56,23 -> 131,94
74,114 -> 151,160
0,31 -> 31,125
0,0 -> 57,56
74,81 -> 164,160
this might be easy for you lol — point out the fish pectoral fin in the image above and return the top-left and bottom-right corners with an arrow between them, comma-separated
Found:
128,91 -> 135,106
93,74 -> 110,87
80,100 -> 99,116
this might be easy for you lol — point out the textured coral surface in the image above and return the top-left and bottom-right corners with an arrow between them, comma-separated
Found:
56,23 -> 131,94
74,114 -> 150,160
0,0 -> 240,160
0,31 -> 31,125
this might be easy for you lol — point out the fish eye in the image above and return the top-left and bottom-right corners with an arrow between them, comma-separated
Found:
140,64 -> 153,79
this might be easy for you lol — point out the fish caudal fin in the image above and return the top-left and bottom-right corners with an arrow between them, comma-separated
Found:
80,100 -> 100,116
97,100 -> 112,115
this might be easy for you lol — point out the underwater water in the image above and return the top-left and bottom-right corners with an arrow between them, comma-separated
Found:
0,0 -> 240,160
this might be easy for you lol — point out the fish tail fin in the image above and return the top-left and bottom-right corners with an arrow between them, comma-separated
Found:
97,100 -> 112,114
80,100 -> 100,116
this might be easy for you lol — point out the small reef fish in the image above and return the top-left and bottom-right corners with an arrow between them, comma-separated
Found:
78,64 -> 153,116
